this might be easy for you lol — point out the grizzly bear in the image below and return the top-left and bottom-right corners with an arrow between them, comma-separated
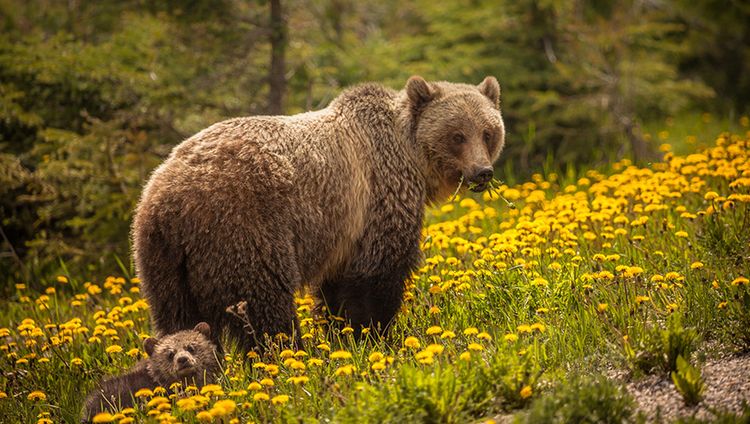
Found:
133,76 -> 505,352
81,323 -> 220,422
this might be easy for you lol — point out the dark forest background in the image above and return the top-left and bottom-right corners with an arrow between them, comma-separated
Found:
1,0 -> 749,288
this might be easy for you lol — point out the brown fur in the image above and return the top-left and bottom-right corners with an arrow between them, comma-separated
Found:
133,76 -> 505,352
81,323 -> 220,422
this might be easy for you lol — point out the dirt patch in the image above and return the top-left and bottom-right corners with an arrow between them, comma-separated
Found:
627,353 -> 750,422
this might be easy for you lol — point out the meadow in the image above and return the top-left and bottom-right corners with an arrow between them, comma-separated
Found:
1,128 -> 749,423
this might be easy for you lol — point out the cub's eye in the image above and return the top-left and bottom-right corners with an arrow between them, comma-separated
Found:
186,344 -> 195,354
483,130 -> 492,144
167,351 -> 175,361
452,133 -> 466,145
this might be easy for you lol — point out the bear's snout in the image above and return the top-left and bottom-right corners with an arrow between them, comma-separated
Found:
175,352 -> 194,369
467,166 -> 493,187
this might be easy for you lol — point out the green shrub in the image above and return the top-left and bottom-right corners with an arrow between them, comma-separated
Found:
671,355 -> 705,406
519,375 -> 635,424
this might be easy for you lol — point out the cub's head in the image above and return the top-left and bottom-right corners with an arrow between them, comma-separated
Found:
144,322 -> 220,387
405,75 -> 505,202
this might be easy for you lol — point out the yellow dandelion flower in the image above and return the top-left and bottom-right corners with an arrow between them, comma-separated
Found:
504,333 -> 518,342
635,295 -> 650,305
426,326 -> 442,335
675,231 -> 689,238
477,332 -> 492,341
463,327 -> 479,336
271,395 -> 290,405
91,412 -> 115,423
287,376 -> 310,385
404,337 -> 420,348
520,385 -> 533,399
330,350 -> 352,360
146,396 -> 168,408
368,352 -> 384,363
307,358 -> 324,367
260,378 -> 274,387
228,390 -> 247,397
279,349 -> 294,359
335,365 -> 356,376
704,191 -> 719,201
176,398 -> 199,411
196,411 -> 214,422
27,391 -> 46,401
731,276 -> 749,286
597,303 -> 608,313
371,361 -> 386,371
253,392 -> 270,401
440,330 -> 456,339
200,384 -> 222,395
212,399 -> 237,415
247,382 -> 262,391
105,345 -> 122,354
426,344 -> 444,355
468,343 -> 483,351
531,277 -> 548,286
530,323 -> 546,333
134,388 -> 153,398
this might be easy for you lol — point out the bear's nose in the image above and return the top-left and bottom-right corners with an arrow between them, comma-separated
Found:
177,355 -> 190,366
470,167 -> 494,184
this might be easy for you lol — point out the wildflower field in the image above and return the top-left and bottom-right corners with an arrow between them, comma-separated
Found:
1,132 -> 749,423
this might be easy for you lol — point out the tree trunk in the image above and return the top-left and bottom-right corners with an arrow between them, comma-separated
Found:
268,0 -> 286,115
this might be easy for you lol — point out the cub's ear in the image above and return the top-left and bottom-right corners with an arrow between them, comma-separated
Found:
406,76 -> 439,108
478,76 -> 500,107
194,322 -> 211,339
143,338 -> 158,357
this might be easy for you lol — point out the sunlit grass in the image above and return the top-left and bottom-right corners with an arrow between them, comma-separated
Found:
1,127 -> 749,423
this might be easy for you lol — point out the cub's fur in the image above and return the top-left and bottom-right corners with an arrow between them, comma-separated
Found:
133,76 -> 505,352
81,323 -> 220,422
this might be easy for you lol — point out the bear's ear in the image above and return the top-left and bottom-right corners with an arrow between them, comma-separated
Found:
406,76 -> 439,108
194,322 -> 211,339
477,76 -> 500,107
143,337 -> 159,357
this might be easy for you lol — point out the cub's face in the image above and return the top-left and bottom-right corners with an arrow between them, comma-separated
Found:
144,322 -> 219,386
406,76 -> 505,201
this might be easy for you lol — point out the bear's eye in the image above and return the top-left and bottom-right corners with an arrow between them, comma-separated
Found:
452,133 -> 466,145
483,130 -> 492,144
167,351 -> 175,361
186,344 -> 195,354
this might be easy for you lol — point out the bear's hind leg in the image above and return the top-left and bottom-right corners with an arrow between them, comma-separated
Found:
136,226 -> 205,338
319,273 -> 406,339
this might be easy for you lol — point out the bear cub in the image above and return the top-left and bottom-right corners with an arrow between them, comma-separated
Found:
81,322 -> 220,422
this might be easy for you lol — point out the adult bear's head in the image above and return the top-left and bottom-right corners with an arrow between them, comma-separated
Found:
404,75 -> 505,203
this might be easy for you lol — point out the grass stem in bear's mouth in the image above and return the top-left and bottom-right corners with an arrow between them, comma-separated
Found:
452,176 -> 516,209
449,175 -> 465,203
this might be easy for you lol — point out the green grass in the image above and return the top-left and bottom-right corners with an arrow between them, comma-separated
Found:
1,130 -> 749,423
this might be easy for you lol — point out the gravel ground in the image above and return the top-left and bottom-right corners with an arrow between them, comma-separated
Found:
627,353 -> 750,422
